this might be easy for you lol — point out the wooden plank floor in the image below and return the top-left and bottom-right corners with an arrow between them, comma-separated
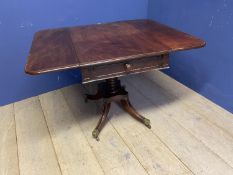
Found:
1,71 -> 233,175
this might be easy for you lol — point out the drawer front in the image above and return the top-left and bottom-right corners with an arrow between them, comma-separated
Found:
81,54 -> 169,83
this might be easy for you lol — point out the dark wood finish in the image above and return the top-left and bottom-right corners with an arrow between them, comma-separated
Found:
92,102 -> 111,141
81,55 -> 169,83
25,28 -> 79,75
87,78 -> 151,141
25,19 -> 205,75
81,54 -> 169,83
25,19 -> 206,141
120,99 -> 151,128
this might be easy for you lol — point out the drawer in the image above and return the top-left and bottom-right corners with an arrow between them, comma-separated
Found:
81,54 -> 169,83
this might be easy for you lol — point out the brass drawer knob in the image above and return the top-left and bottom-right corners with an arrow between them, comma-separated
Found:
125,63 -> 132,70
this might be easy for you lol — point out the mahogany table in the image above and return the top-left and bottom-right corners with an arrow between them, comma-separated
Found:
25,19 -> 205,140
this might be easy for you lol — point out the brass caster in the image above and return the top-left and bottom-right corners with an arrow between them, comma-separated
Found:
92,129 -> 100,141
143,118 -> 151,129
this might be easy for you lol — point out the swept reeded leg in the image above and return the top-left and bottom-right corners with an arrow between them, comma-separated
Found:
92,102 -> 111,141
120,98 -> 151,129
86,78 -> 151,141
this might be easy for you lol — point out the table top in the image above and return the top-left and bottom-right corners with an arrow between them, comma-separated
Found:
25,19 -> 205,75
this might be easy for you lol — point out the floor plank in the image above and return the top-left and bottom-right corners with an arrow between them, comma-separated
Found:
61,85 -> 148,175
134,75 -> 233,168
138,72 -> 233,167
143,71 -> 233,137
39,90 -> 104,175
109,103 -> 193,175
14,97 -> 61,175
0,104 -> 19,175
124,77 -> 233,175
85,83 -> 192,175
1,71 -> 233,175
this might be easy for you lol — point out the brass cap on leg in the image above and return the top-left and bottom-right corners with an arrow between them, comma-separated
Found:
92,129 -> 100,141
143,118 -> 151,129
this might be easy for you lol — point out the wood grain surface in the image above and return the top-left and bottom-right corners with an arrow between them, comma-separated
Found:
2,71 -> 233,175
25,19 -> 205,75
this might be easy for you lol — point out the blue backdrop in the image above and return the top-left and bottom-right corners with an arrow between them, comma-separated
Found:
148,0 -> 233,113
1,0 -> 232,114
0,0 -> 148,106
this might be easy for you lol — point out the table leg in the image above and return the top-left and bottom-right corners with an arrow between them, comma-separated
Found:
88,77 -> 151,141
92,102 -> 111,141
119,98 -> 151,129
